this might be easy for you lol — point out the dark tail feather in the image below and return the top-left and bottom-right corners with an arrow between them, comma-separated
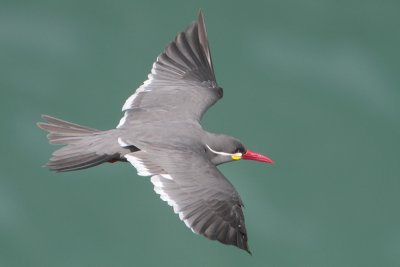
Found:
37,115 -> 118,172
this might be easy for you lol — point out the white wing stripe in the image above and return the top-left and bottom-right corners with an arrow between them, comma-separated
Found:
121,62 -> 157,112
116,112 -> 128,128
117,137 -> 130,147
125,154 -> 153,176
161,174 -> 173,180
151,174 -> 196,233
151,175 -> 164,187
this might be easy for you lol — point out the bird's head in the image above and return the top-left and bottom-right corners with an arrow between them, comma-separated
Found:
205,134 -> 274,165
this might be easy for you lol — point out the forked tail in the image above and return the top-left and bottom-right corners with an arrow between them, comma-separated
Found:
37,115 -> 120,172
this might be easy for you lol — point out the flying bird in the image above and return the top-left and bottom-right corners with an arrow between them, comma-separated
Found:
37,11 -> 273,254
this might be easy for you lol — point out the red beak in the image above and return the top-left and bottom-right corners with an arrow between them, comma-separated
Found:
242,149 -> 274,164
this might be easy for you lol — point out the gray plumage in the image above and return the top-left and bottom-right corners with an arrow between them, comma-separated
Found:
38,11 -> 254,253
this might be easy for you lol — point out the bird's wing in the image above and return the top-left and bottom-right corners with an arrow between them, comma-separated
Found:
117,11 -> 222,128
124,149 -> 250,253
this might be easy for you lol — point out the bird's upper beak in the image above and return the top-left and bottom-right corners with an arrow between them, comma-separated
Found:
241,150 -> 274,164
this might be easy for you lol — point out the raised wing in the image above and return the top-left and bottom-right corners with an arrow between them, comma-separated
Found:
117,11 -> 223,128
124,149 -> 250,253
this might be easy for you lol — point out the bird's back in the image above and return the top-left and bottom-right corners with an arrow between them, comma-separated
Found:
117,119 -> 207,153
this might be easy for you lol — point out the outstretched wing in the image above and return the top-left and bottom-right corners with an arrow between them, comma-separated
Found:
117,11 -> 223,128
124,149 -> 250,253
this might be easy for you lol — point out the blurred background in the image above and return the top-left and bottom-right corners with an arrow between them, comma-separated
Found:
1,0 -> 399,266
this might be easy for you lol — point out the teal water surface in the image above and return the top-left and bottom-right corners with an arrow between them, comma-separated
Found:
1,0 -> 399,266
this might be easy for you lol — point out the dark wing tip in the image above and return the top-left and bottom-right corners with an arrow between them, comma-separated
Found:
37,114 -> 49,128
242,240 -> 252,255
237,226 -> 251,255
36,122 -> 45,130
197,9 -> 205,27
153,10 -> 216,84
196,10 -> 214,76
41,114 -> 51,120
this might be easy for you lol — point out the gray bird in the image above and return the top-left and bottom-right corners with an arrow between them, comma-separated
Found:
37,11 -> 273,254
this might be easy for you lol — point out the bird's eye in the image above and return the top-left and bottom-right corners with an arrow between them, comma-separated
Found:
234,147 -> 245,154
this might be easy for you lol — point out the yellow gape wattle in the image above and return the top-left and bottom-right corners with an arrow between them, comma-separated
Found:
231,154 -> 242,160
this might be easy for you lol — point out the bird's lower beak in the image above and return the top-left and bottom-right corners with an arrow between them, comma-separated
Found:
242,150 -> 274,164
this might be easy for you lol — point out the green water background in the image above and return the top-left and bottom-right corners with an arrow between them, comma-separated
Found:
1,0 -> 399,266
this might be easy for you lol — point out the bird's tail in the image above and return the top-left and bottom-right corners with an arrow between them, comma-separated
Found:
37,115 -> 118,172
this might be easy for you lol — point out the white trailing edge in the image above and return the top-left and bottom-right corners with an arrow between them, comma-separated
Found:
125,154 -> 152,176
150,174 -> 196,234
